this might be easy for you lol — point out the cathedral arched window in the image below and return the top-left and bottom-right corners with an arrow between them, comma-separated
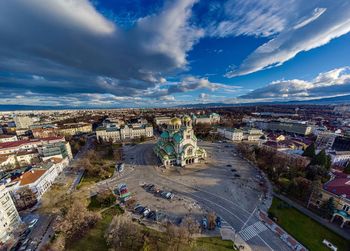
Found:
187,147 -> 193,156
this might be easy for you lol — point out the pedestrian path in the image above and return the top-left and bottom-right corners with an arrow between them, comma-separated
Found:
239,221 -> 268,241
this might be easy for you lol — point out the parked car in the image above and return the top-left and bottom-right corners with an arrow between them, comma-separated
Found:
202,218 -> 208,229
28,218 -> 38,228
134,204 -> 142,210
216,216 -> 222,228
135,206 -> 145,214
147,211 -> 156,220
143,208 -> 151,217
234,173 -> 241,178
226,164 -> 232,167
155,212 -> 167,222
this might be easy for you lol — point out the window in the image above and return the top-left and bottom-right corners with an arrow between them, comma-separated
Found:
186,135 -> 190,139
187,148 -> 193,156
342,204 -> 350,212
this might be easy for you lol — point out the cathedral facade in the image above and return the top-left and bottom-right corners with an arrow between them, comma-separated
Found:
154,116 -> 206,167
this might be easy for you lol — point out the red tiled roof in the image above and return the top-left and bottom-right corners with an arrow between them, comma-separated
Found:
0,134 -> 16,139
0,136 -> 64,149
13,169 -> 47,186
324,171 -> 350,198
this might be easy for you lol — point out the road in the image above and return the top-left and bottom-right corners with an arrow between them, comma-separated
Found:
96,141 -> 290,251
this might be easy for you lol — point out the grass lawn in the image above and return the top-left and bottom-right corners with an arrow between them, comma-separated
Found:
66,205 -> 123,251
195,237 -> 236,251
88,194 -> 116,211
269,197 -> 350,251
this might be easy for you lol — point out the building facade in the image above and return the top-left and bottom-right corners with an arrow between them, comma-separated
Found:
154,116 -> 206,167
14,116 -> 33,129
0,185 -> 21,243
58,123 -> 92,136
217,128 -> 243,141
316,131 -> 337,150
192,113 -> 220,125
0,135 -> 18,144
8,158 -> 69,201
154,116 -> 172,126
218,127 -> 263,142
96,124 -> 153,143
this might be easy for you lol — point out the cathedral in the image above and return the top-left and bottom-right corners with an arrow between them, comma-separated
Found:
154,116 -> 206,167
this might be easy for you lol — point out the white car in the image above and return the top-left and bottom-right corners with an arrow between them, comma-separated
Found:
28,219 -> 38,228
143,208 -> 151,217
322,240 -> 337,251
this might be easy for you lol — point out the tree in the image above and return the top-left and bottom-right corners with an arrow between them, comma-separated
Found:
344,162 -> 350,174
54,200 -> 101,243
15,187 -> 37,210
288,177 -> 312,202
106,215 -> 143,250
321,197 -> 335,218
165,222 -> 189,251
96,189 -> 115,207
311,149 -> 331,169
207,212 -> 216,230
303,143 -> 316,158
182,216 -> 200,240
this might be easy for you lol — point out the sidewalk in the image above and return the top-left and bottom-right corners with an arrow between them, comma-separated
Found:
274,193 -> 350,240
258,210 -> 308,251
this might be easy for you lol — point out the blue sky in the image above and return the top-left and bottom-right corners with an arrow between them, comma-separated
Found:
1,0 -> 350,107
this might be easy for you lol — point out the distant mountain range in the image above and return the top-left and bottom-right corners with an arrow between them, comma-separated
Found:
1,95 -> 350,111
178,94 -> 350,108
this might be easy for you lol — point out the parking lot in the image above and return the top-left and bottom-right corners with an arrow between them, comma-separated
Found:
95,140 -> 289,251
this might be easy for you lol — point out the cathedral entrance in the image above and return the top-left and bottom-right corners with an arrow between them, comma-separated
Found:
185,158 -> 195,164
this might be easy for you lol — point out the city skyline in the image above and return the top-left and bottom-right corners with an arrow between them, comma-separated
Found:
1,0 -> 350,108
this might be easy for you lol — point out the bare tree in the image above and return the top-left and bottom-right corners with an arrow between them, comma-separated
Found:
207,212 -> 216,230
15,187 -> 37,210
105,215 -> 143,250
54,200 -> 101,244
165,222 -> 190,251
182,216 -> 200,241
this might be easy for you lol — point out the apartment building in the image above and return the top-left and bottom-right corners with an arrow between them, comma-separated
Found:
154,116 -> 172,126
58,123 -> 92,136
8,158 -> 69,201
316,131 -> 337,150
217,128 -> 243,141
218,127 -> 263,142
0,185 -> 21,243
192,113 -> 220,125
14,116 -> 33,129
0,136 -> 65,155
96,124 -> 153,143
0,135 -> 18,144
310,171 -> 350,228
38,142 -> 73,161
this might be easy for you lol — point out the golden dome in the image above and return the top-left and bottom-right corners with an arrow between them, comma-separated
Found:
183,115 -> 191,122
170,117 -> 182,126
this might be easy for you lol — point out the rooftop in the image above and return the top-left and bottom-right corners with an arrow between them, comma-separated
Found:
13,169 -> 47,186
324,171 -> 350,199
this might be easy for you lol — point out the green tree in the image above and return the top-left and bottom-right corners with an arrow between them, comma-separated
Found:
311,149 -> 331,169
344,162 -> 350,174
303,143 -> 316,158
322,197 -> 335,218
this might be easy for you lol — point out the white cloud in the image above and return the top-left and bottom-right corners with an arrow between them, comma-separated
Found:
240,67 -> 350,100
207,0 -> 296,37
0,0 -> 202,95
226,1 -> 350,77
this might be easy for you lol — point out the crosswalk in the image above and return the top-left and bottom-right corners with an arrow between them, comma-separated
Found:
239,221 -> 268,241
